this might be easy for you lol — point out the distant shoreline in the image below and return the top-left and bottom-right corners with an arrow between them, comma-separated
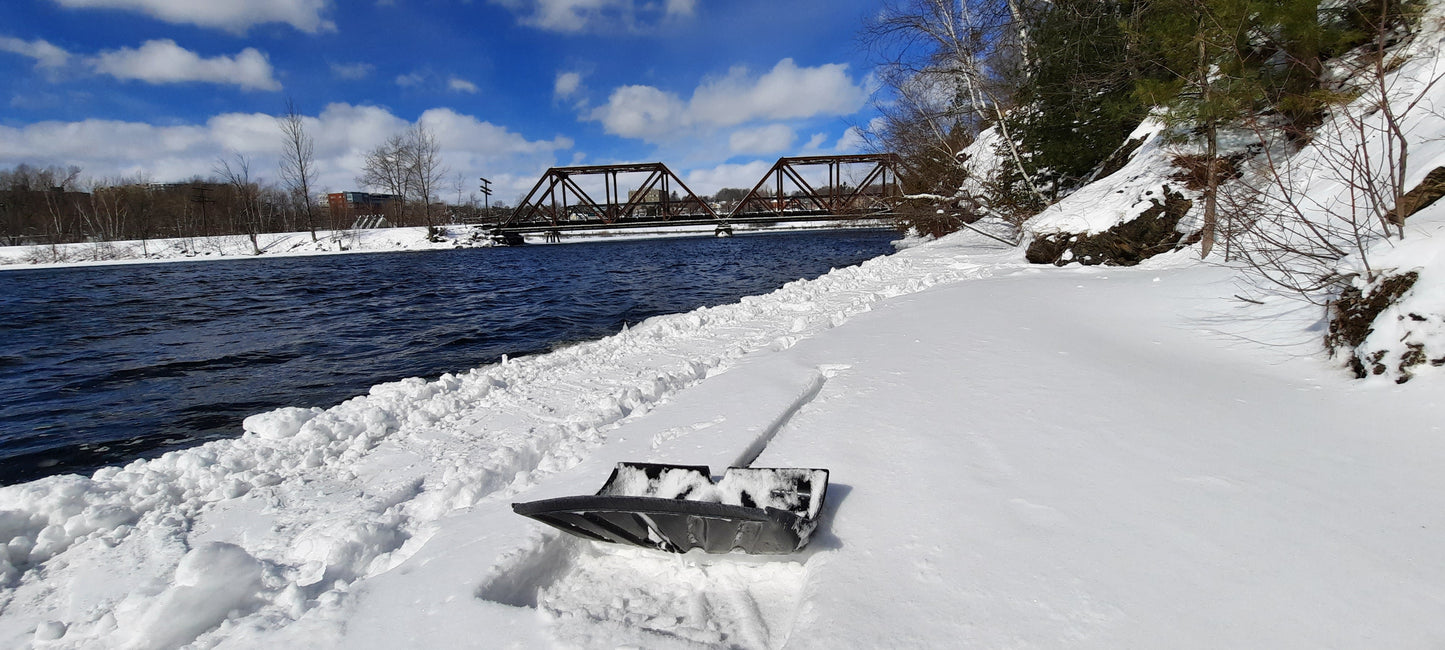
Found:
0,220 -> 898,272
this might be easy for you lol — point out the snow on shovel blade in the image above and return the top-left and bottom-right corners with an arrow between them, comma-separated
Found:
512,462 -> 829,555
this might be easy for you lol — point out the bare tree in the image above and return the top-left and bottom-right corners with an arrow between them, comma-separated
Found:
278,99 -> 319,241
405,122 -> 448,228
43,169 -> 82,260
358,133 -> 412,225
1228,6 -> 1442,301
74,178 -> 134,255
863,0 -> 1045,204
214,154 -> 264,255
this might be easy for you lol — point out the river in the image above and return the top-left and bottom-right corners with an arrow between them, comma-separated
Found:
0,229 -> 899,484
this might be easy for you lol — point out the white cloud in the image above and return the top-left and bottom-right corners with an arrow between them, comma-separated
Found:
419,107 -> 573,156
0,36 -> 72,69
834,126 -> 866,153
89,40 -> 281,91
803,132 -> 828,151
448,77 -> 479,93
589,58 -> 870,143
0,103 -> 574,202
683,159 -> 773,196
490,0 -> 694,33
50,0 -> 335,34
728,124 -> 795,155
689,59 -> 870,127
395,72 -> 425,87
330,62 -> 374,80
664,0 -> 695,16
554,71 -> 582,99
589,84 -> 688,140
835,118 -> 884,153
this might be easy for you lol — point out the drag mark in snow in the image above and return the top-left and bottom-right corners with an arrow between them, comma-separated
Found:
734,365 -> 850,468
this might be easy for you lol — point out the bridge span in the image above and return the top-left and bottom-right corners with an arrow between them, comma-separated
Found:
496,153 -> 903,239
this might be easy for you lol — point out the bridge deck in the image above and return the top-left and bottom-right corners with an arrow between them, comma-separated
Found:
496,211 -> 896,234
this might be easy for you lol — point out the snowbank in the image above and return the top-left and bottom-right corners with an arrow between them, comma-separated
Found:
0,225 -> 491,270
0,227 -> 1015,648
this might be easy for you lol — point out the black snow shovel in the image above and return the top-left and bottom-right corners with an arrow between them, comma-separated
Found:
512,462 -> 829,555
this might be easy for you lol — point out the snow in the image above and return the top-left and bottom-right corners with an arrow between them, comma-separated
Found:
0,226 -> 489,270
121,543 -> 265,649
4,218 -> 1444,647
1223,0 -> 1445,381
595,464 -> 827,517
956,124 -> 1006,200
599,464 -> 723,501
1025,117 -> 1183,237
6,8 -> 1445,649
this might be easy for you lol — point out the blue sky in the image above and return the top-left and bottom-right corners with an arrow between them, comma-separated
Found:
0,0 -> 886,203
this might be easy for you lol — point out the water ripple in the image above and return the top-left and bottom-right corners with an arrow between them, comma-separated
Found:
0,230 -> 897,483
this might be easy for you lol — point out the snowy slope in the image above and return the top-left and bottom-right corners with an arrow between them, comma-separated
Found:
1023,117 -> 1185,237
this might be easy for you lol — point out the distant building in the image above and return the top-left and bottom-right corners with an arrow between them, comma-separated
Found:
627,189 -> 663,203
626,189 -> 664,217
147,181 -> 226,194
328,191 -> 401,224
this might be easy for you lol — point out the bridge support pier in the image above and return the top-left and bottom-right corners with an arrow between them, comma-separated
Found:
715,223 -> 734,238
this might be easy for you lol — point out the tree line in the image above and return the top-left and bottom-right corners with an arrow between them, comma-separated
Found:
0,163 -> 309,254
0,105 -> 512,254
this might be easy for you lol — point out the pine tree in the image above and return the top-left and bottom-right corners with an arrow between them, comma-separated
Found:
1129,0 -> 1364,257
1008,0 -> 1150,199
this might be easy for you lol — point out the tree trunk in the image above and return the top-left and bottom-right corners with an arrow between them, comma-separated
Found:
1199,33 -> 1217,259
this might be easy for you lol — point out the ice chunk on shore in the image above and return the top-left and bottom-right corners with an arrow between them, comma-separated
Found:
121,542 -> 264,649
242,407 -> 324,440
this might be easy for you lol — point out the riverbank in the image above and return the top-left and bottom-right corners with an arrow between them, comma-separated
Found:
0,219 -> 895,271
3,224 -> 1443,647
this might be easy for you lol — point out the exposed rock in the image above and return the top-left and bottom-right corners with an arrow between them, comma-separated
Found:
1326,271 -> 1420,380
1385,166 -> 1445,224
1025,186 -> 1198,266
1168,152 -> 1246,192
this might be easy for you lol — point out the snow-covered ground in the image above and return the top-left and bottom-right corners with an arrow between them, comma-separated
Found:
3,218 -> 1444,647
0,225 -> 478,270
0,220 -> 889,271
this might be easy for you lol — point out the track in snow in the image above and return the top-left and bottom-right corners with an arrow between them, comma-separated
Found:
479,534 -> 809,648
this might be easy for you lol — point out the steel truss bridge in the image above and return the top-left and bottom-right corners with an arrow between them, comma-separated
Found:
497,153 -> 903,237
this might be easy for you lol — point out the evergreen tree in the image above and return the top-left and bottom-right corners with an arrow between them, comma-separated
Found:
1129,0 -> 1368,257
1008,1 -> 1151,199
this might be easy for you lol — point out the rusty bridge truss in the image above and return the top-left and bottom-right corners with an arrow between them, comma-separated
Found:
500,153 -> 903,234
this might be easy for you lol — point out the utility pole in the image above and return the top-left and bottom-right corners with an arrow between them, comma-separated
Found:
191,185 -> 215,237
478,177 -> 493,223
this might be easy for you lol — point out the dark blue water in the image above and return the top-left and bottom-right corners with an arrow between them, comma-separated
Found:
0,230 -> 897,484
